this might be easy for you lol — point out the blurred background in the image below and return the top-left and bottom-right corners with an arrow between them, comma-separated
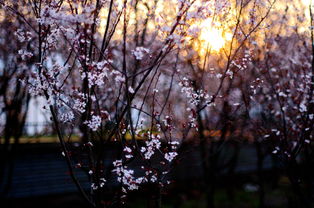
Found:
1,0 -> 314,208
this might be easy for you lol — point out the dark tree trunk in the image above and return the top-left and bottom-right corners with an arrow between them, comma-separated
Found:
286,158 -> 310,208
255,142 -> 265,208
147,185 -> 161,208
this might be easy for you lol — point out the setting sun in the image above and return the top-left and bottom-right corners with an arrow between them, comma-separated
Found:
199,25 -> 231,52
192,18 -> 233,58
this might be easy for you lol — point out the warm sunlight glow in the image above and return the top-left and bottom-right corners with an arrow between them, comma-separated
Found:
302,0 -> 312,6
199,26 -> 227,52
195,19 -> 233,56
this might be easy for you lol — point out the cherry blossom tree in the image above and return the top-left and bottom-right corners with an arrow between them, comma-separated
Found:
237,1 -> 314,207
0,0 -> 217,207
2,0 -> 314,207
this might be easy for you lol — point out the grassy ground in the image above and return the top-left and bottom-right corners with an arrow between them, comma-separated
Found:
3,176 -> 294,208
127,177 -> 291,208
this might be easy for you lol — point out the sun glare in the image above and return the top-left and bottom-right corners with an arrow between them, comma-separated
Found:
195,19 -> 232,56
199,27 -> 226,52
